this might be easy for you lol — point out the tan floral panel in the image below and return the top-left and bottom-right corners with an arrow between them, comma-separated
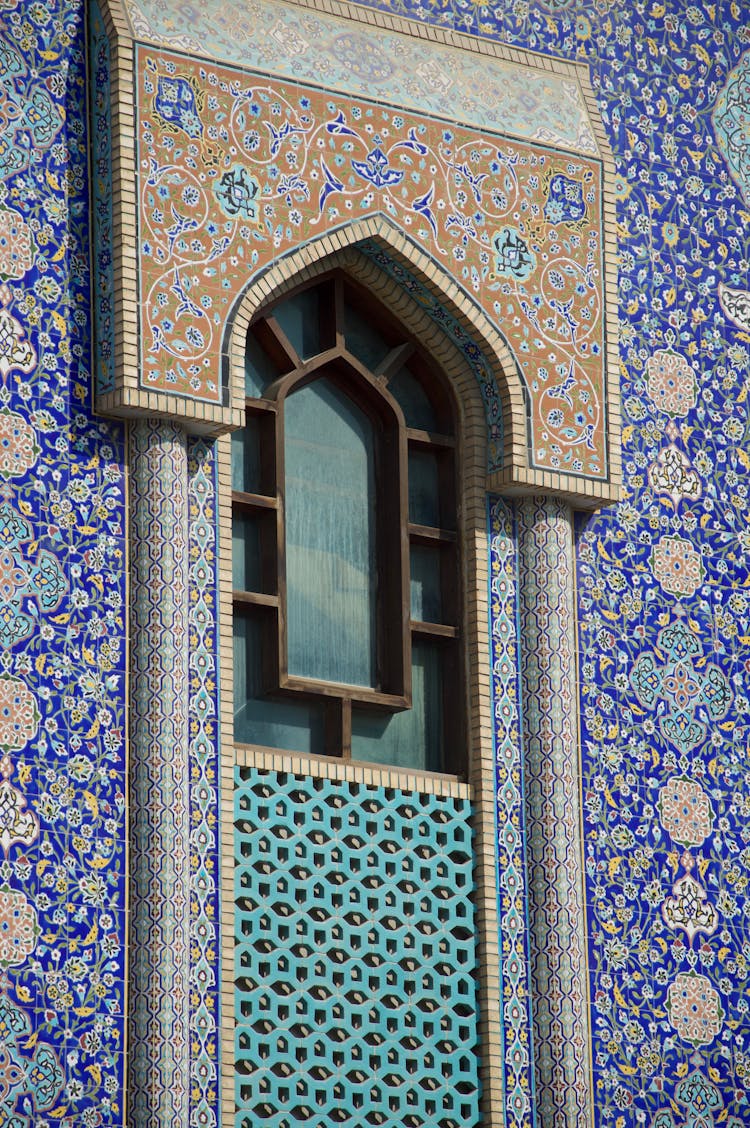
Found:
135,48 -> 608,479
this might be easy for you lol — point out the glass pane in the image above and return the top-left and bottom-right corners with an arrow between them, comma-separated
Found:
408,449 -> 441,528
410,545 -> 442,623
351,641 -> 443,771
285,379 -> 377,687
273,288 -> 321,360
233,513 -> 262,593
231,417 -> 261,494
245,331 -> 279,398
344,299 -> 391,372
234,614 -> 324,754
388,366 -> 437,432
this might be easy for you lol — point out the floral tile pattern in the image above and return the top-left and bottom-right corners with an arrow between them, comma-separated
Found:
123,0 -> 599,155
8,0 -> 750,1126
0,2 -> 127,1125
345,0 -> 750,1123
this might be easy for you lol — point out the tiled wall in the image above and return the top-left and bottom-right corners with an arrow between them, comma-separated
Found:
0,1 -> 127,1124
5,1 -> 750,1127
343,0 -> 750,1124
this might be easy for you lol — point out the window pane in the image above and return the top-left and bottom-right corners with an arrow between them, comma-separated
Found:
410,545 -> 442,623
351,641 -> 443,771
245,331 -> 279,398
234,614 -> 324,754
408,449 -> 441,528
388,366 -> 437,432
285,378 -> 377,687
273,288 -> 321,360
231,417 -> 261,494
233,512 -> 262,593
344,299 -> 391,372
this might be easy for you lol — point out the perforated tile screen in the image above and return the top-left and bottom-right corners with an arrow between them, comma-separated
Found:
233,768 -> 481,1127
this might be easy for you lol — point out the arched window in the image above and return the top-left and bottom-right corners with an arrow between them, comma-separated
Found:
232,272 -> 463,774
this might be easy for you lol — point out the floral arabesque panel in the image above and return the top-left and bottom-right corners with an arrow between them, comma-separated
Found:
136,48 -> 607,480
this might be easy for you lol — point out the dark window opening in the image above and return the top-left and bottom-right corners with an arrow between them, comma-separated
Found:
232,272 -> 463,774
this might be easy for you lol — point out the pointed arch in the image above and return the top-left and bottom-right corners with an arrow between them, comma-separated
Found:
223,214 -> 529,481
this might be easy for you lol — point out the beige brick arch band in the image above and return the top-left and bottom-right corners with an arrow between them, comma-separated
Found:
224,215 -> 528,481
222,215 -> 608,505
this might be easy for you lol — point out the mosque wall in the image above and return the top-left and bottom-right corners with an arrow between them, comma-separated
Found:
2,1 -> 750,1126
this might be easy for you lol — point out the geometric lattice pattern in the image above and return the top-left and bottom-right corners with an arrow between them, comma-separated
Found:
234,769 -> 481,1128
516,497 -> 590,1127
187,438 -> 222,1128
128,420 -> 191,1128
488,497 -> 535,1128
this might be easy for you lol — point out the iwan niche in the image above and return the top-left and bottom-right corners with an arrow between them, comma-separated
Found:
89,1 -> 621,1126
90,0 -> 620,504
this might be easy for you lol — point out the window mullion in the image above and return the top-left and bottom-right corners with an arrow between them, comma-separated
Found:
259,314 -> 302,369
332,274 -> 345,351
375,341 -> 414,382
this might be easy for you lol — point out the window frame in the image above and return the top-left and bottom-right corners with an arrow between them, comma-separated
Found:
231,270 -> 465,771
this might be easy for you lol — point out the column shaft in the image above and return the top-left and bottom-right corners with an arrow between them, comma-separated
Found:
517,497 -> 592,1128
128,419 -> 191,1126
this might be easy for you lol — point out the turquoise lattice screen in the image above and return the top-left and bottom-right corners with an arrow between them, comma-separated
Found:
233,768 -> 481,1127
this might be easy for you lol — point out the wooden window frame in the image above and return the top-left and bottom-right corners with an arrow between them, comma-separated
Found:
232,271 -> 465,772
